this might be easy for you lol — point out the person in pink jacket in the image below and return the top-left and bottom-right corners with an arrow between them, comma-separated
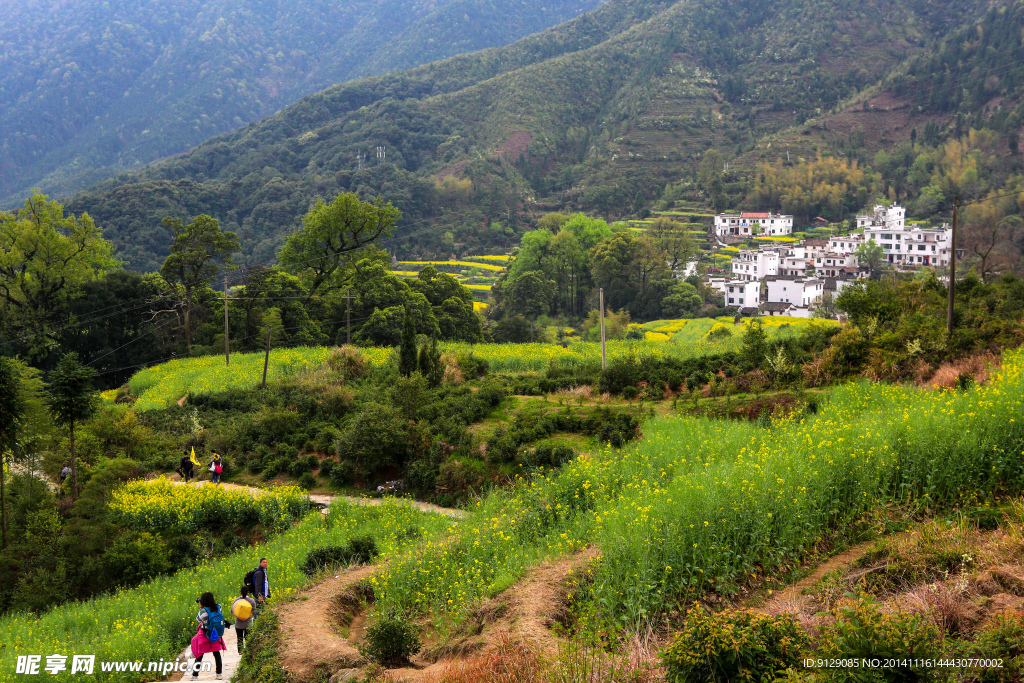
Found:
190,592 -> 227,680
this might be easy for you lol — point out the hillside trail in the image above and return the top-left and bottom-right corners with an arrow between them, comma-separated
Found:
747,530 -> 919,617
10,461 -> 58,492
277,564 -> 379,680
169,477 -> 468,519
275,546 -> 601,683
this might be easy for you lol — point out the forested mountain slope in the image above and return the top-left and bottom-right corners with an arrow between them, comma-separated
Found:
0,0 -> 602,206
743,1 -> 1024,171
65,0 -> 991,271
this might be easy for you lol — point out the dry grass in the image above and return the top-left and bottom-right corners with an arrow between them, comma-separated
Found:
441,353 -> 465,385
553,386 -> 595,404
420,635 -> 544,683
925,352 -> 1000,390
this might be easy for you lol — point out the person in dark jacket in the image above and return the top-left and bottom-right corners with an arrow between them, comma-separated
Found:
252,557 -> 270,616
180,451 -> 194,483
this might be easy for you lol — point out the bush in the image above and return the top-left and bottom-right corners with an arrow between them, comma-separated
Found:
662,604 -> 809,683
487,427 -> 519,464
359,616 -> 422,667
525,444 -> 576,468
298,472 -> 317,490
456,352 -> 489,379
971,610 -> 1024,682
287,457 -> 312,477
299,535 -> 379,575
315,425 -> 342,454
816,593 -> 941,681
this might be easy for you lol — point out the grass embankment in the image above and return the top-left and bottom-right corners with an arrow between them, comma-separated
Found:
0,500 -> 453,682
368,349 -> 1024,629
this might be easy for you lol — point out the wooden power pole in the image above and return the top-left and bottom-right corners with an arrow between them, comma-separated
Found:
947,196 -> 959,337
599,288 -> 607,370
260,325 -> 273,404
223,276 -> 230,366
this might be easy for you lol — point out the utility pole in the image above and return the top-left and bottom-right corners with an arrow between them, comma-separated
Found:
223,276 -> 230,366
599,288 -> 607,370
947,195 -> 959,338
260,325 -> 273,404
336,288 -> 356,344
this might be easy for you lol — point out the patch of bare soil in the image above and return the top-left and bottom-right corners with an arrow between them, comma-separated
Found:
277,565 -> 379,680
494,131 -> 532,160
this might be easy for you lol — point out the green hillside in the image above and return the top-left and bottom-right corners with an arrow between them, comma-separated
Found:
60,0 -> 994,272
0,0 -> 603,208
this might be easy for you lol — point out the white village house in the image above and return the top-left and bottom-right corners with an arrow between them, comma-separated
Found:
764,275 -> 824,308
714,211 -> 793,237
844,204 -> 956,268
729,249 -> 779,281
709,278 -> 761,308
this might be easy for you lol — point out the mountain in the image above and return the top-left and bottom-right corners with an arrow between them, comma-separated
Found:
63,0 -> 1002,272
0,0 -> 603,206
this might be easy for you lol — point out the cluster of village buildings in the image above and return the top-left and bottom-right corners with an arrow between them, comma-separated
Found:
704,205 -> 958,318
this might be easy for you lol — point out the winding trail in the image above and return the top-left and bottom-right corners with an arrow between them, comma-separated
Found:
161,479 -> 465,681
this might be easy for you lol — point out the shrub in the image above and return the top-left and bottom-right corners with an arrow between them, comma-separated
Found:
359,616 -> 422,667
456,352 -> 489,379
250,408 -> 303,446
288,457 -> 312,477
662,604 -> 809,683
972,610 -> 1024,683
315,425 -> 342,454
487,427 -> 519,464
327,345 -> 369,381
300,535 -> 379,575
817,593 -> 941,681
298,472 -> 317,490
328,460 -> 352,487
526,445 -> 576,468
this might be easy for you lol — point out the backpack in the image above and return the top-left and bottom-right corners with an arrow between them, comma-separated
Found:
203,607 -> 226,642
232,598 -> 252,621
244,568 -> 257,595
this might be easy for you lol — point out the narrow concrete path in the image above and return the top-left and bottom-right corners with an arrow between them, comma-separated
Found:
171,620 -> 243,681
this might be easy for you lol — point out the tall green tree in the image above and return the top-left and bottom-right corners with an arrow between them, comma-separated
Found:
0,356 -> 26,548
45,353 -> 99,499
0,193 -> 116,361
647,217 -> 698,272
159,214 -> 240,351
855,239 -> 886,280
279,193 -> 401,297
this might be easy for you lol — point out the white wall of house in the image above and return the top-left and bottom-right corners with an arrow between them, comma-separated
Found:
766,277 -> 823,307
714,212 -> 794,237
730,249 -> 779,281
723,280 -> 761,307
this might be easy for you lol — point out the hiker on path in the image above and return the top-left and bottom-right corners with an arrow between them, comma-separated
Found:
209,451 -> 222,485
180,451 -> 194,483
253,557 -> 270,616
231,586 -> 257,652
190,592 -> 227,680
59,465 -> 71,488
